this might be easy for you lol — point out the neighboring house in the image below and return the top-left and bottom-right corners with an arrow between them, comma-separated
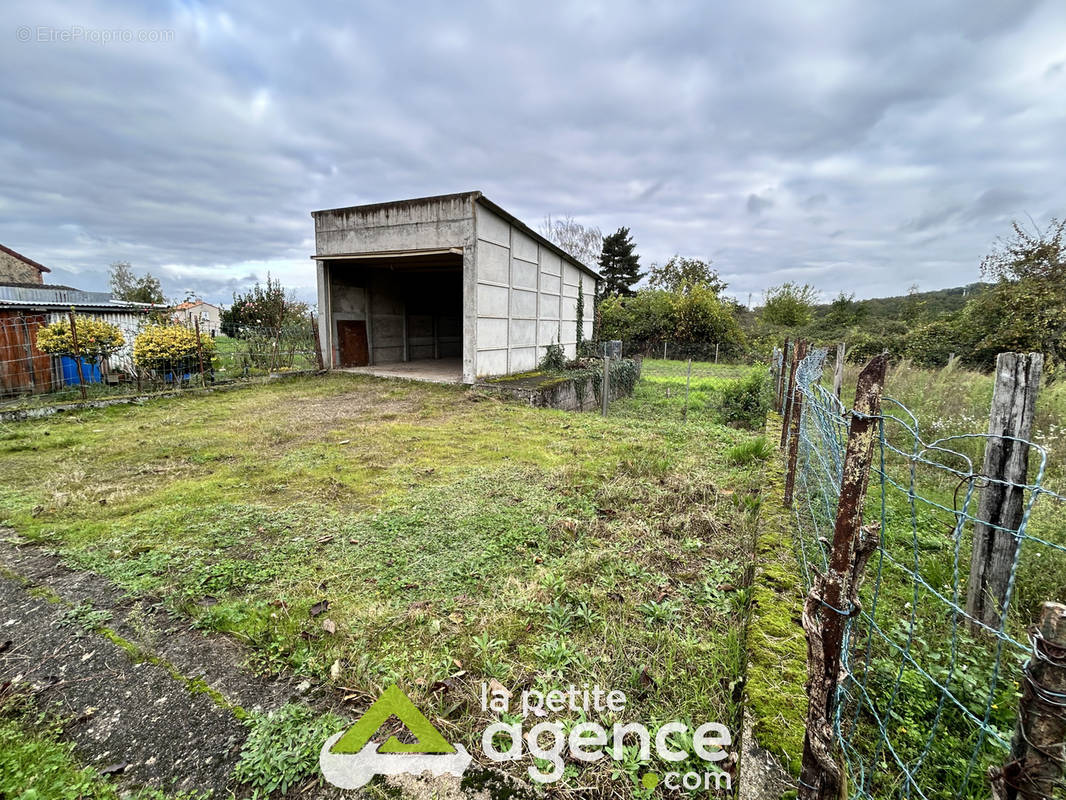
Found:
0,282 -> 156,397
0,243 -> 50,285
172,300 -> 220,337
313,191 -> 600,383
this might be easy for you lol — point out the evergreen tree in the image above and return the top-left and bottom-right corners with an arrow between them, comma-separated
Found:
598,227 -> 643,297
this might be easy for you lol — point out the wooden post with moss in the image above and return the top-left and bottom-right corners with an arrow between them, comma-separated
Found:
966,352 -> 1043,632
990,601 -> 1066,800
780,342 -> 800,449
798,354 -> 888,800
783,340 -> 807,507
67,310 -> 87,401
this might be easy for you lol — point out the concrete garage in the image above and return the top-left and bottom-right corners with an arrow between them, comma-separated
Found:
313,192 -> 599,384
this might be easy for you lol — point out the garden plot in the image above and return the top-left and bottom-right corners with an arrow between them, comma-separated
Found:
0,367 -> 768,798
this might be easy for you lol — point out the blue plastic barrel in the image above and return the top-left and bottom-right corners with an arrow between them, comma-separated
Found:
60,356 -> 102,385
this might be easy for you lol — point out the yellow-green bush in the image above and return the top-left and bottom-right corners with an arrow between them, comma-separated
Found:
133,325 -> 216,371
36,315 -> 125,364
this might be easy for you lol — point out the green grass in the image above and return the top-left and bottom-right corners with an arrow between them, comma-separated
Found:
614,359 -> 768,427
0,369 -> 764,797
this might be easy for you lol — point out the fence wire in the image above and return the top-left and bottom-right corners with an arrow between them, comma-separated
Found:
789,347 -> 1066,799
0,313 -> 321,408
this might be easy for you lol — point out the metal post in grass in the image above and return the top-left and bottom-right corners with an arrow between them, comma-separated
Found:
602,343 -> 609,417
966,352 -> 1043,633
833,342 -> 845,400
663,341 -> 667,360
991,601 -> 1066,800
798,354 -> 888,800
683,357 -> 692,423
67,309 -> 87,401
311,311 -> 325,371
780,339 -> 800,449
783,340 -> 808,507
194,316 -> 206,388
715,342 -> 719,364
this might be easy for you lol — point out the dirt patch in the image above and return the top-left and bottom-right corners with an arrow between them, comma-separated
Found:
280,385 -> 429,430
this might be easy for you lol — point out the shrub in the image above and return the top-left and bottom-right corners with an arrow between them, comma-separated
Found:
539,342 -> 567,371
133,325 -> 216,373
715,369 -> 771,429
36,315 -> 125,365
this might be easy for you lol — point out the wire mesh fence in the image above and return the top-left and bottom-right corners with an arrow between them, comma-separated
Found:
0,311 -> 322,409
785,344 -> 1066,799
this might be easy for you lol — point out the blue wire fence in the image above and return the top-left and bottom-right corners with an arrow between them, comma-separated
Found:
787,347 -> 1066,799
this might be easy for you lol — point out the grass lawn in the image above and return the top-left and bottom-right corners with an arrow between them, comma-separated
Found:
0,363 -> 769,797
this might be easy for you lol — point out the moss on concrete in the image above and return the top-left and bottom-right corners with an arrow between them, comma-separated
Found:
744,413 -> 807,777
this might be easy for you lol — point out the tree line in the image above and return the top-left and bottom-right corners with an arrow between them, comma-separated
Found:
545,214 -> 1066,373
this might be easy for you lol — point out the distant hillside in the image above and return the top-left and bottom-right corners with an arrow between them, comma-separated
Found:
813,282 -> 989,323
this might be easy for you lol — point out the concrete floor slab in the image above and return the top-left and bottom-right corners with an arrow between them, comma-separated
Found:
339,358 -> 463,384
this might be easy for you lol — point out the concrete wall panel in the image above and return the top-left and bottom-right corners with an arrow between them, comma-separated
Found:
477,348 -> 508,376
477,284 -> 509,318
512,230 -> 538,264
511,289 -> 538,319
477,317 -> 508,348
510,347 -> 537,372
478,241 -> 510,285
512,259 -> 538,290
509,318 -> 536,348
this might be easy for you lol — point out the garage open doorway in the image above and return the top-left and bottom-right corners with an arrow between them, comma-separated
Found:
323,251 -> 464,382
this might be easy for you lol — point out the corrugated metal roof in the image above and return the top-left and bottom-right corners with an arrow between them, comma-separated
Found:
0,284 -> 157,311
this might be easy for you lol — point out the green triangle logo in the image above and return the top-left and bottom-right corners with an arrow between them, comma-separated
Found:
330,684 -> 456,755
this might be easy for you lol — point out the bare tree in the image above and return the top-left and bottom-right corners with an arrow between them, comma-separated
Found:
539,214 -> 603,270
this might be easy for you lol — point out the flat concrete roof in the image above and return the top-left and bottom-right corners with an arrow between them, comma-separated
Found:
311,191 -> 602,281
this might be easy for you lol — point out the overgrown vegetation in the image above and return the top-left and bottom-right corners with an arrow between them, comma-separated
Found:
233,704 -> 347,797
0,371 -> 764,798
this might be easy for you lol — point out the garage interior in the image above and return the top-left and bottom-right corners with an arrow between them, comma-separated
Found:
324,252 -> 463,382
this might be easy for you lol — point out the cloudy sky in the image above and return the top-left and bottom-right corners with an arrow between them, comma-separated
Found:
3,1 -> 1065,306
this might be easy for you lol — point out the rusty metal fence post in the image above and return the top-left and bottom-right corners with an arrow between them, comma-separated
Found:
798,354 -> 888,800
991,601 -> 1066,800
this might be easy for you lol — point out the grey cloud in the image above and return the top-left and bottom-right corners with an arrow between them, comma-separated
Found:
1,0 -> 1064,306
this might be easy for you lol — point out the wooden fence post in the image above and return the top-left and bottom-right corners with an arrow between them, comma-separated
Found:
780,340 -> 800,449
833,342 -> 845,400
966,352 -> 1043,632
777,337 -> 791,413
784,340 -> 808,507
798,354 -> 889,800
67,310 -> 87,401
194,317 -> 206,388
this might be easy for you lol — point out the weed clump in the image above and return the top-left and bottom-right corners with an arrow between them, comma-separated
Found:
233,704 -> 346,796
716,369 -> 771,429
726,437 -> 774,465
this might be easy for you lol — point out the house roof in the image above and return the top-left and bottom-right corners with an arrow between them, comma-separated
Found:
311,191 -> 603,281
0,283 -> 157,312
172,300 -> 218,311
0,244 -> 52,274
